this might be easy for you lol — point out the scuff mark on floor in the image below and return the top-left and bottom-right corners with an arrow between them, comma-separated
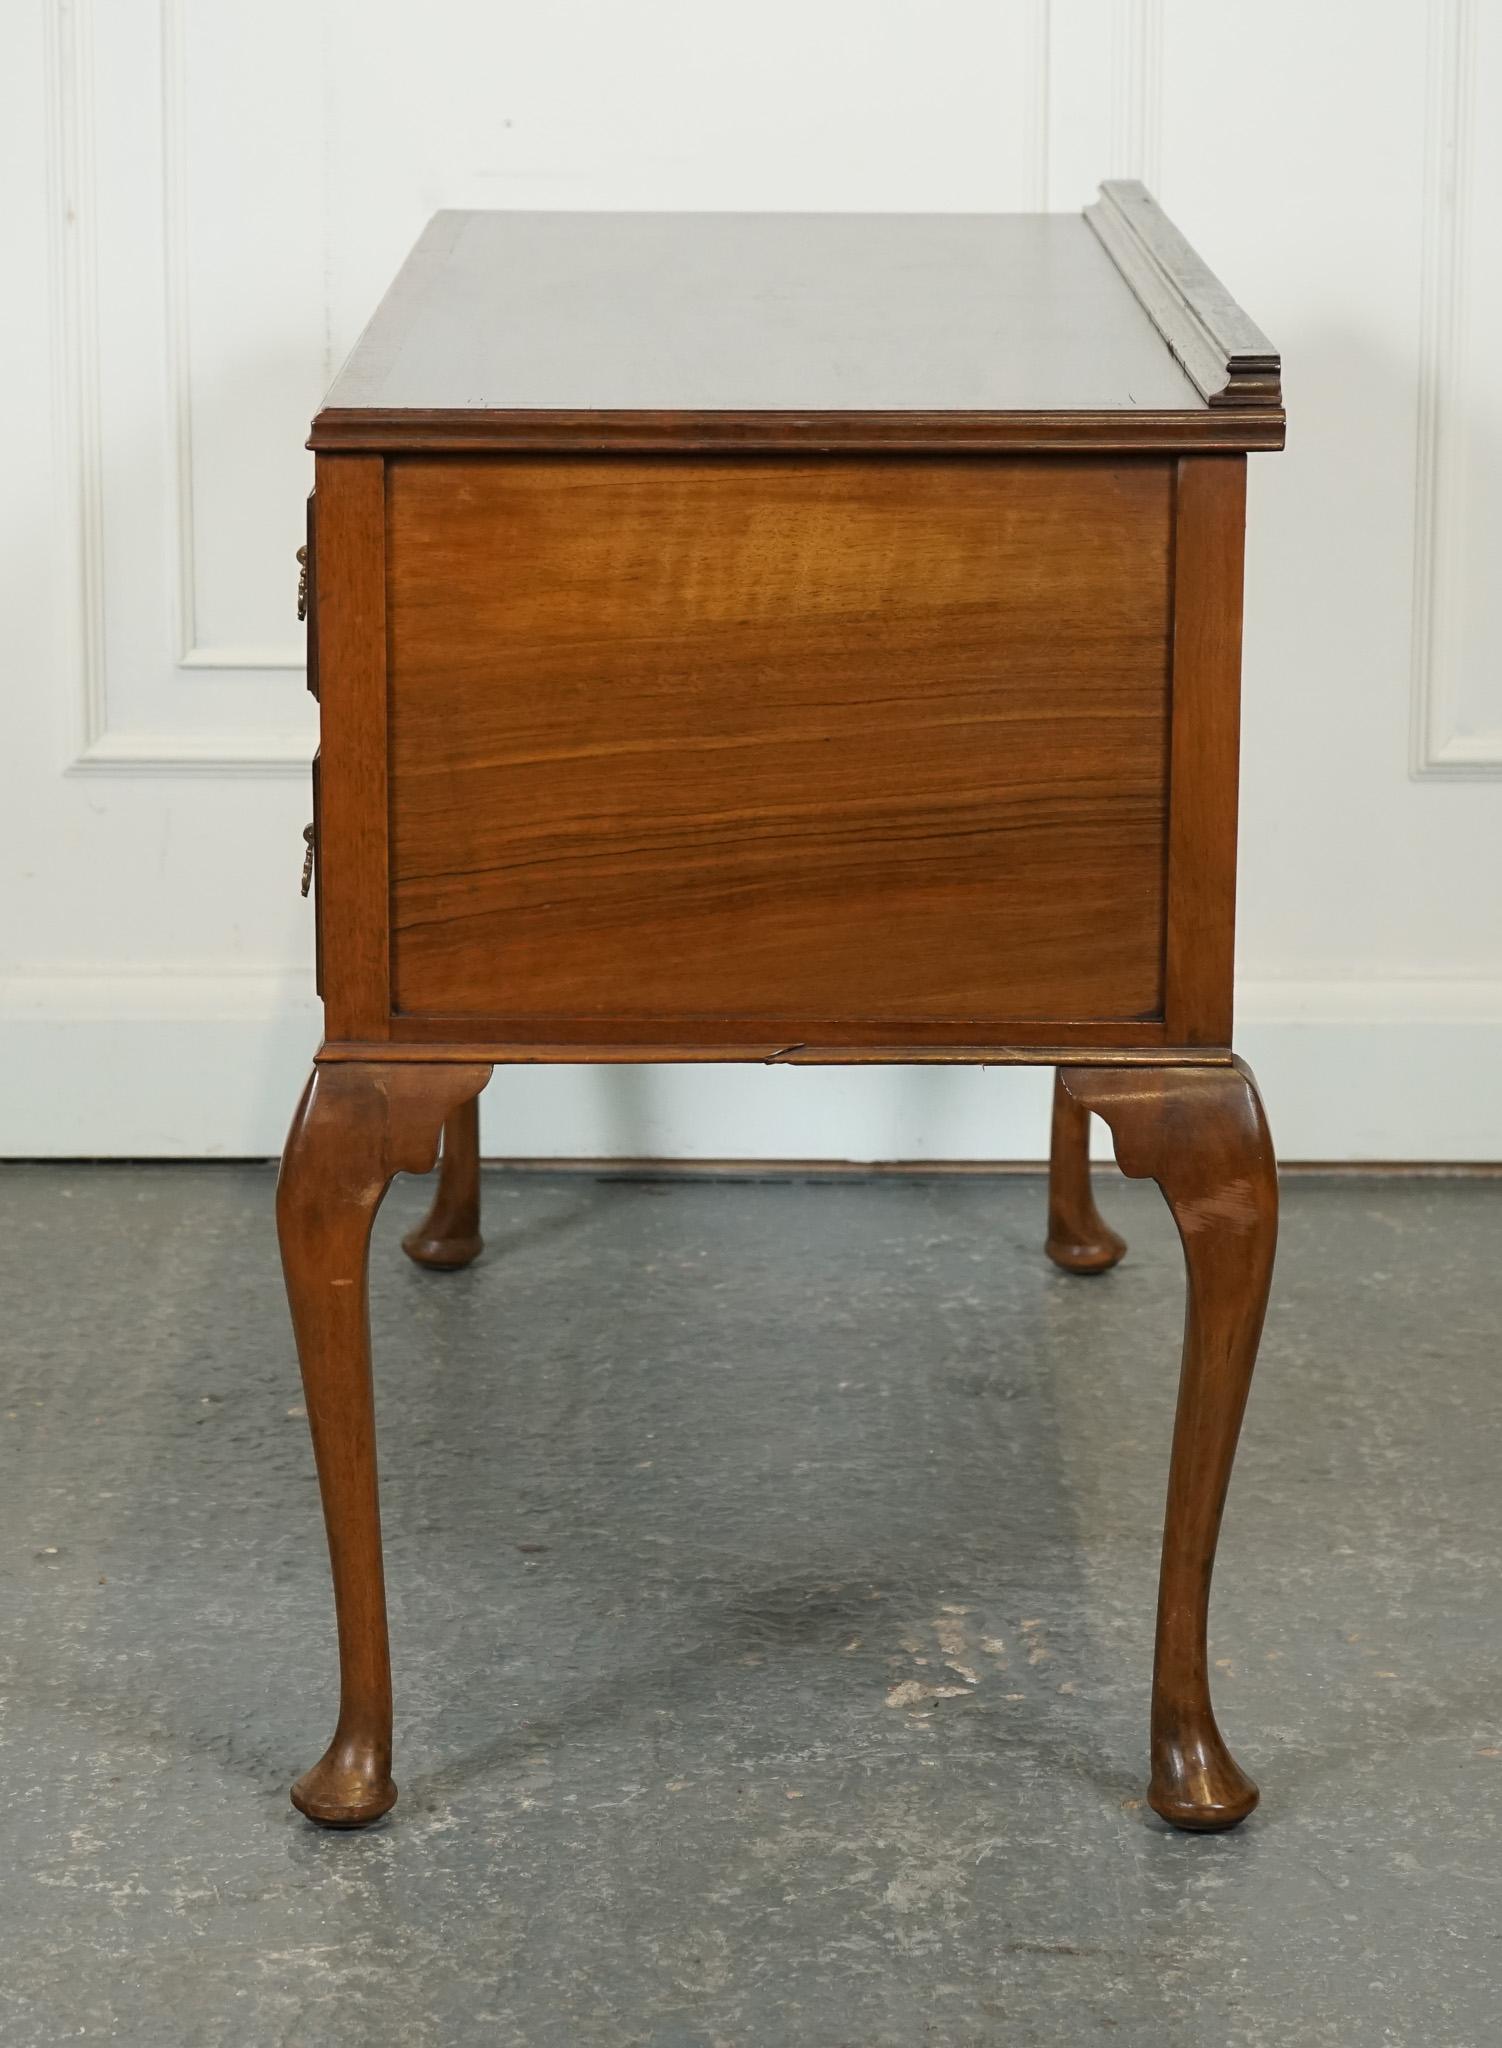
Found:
885,1680 -> 973,1711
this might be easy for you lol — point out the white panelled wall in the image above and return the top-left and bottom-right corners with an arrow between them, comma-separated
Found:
3,0 -> 1500,1159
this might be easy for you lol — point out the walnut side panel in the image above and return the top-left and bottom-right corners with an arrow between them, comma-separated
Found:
1162,457 -> 1247,1045
312,455 -> 390,1039
385,457 -> 1174,1045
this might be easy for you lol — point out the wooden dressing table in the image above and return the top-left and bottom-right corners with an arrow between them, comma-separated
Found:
280,184 -> 1284,1832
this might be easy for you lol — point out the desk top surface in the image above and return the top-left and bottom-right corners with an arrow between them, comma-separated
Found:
312,189 -> 1282,454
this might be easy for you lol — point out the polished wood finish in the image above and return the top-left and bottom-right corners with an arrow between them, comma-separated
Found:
1163,457 -> 1248,1045
319,213 -> 1197,415
1062,1058 -> 1277,1830
387,456 -> 1172,1040
308,443 -> 1261,1064
402,1091 -> 485,1270
278,1059 -> 491,1825
315,407 -> 1285,457
281,192 -> 1284,1834
320,1037 -> 1229,1067
311,457 -> 388,1041
1045,1069 -> 1126,1274
311,209 -> 1283,457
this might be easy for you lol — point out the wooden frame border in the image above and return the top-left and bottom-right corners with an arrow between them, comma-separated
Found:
312,454 -> 390,1039
308,452 -> 1250,1064
1162,456 -> 1248,1046
310,408 -> 1283,456
384,1017 -> 1170,1057
318,1040 -> 1232,1069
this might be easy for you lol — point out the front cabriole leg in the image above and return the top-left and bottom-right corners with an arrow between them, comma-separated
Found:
1062,1058 -> 1277,1831
277,1058 -> 492,1826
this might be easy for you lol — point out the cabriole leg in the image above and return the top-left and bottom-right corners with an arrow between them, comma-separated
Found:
1061,1058 -> 1277,1831
402,1087 -> 486,1270
1045,1066 -> 1127,1273
277,1058 -> 492,1827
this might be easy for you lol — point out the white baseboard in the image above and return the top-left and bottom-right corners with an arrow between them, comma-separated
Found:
2,972 -> 1500,1162
1232,979 -> 1502,1164
0,972 -> 322,1160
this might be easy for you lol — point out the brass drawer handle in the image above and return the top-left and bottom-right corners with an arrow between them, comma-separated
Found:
296,544 -> 309,623
300,821 -> 315,897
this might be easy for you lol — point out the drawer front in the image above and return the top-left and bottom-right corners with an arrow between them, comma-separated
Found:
385,456 -> 1173,1039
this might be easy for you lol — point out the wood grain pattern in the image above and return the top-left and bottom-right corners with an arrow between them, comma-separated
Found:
1063,1057 -> 1277,1830
311,456 -> 389,1039
387,457 -> 1175,1041
1163,458 -> 1248,1044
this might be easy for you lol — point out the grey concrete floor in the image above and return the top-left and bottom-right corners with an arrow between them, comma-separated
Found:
0,1163 -> 1499,2046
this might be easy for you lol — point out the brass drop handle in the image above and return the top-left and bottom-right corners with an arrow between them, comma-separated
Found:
296,544 -> 308,623
300,822 -> 315,897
